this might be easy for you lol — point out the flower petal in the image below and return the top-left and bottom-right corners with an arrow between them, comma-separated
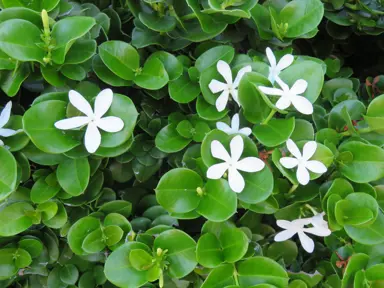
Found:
0,128 -> 18,137
94,88 -> 113,118
305,160 -> 327,174
209,79 -> 227,94
233,65 -> 252,88
236,157 -> 265,172
274,230 -> 296,242
266,47 -> 276,68
276,220 -> 295,230
207,162 -> 229,179
276,54 -> 294,71
228,166 -> 245,193
275,96 -> 291,110
290,79 -> 308,95
238,127 -> 252,136
215,90 -> 229,112
69,90 -> 94,117
286,139 -> 302,159
0,101 -> 12,128
275,77 -> 290,91
302,141 -> 317,161
290,96 -> 313,115
298,231 -> 315,253
54,117 -> 90,130
258,86 -> 284,96
231,89 -> 240,106
217,60 -> 233,85
230,135 -> 244,162
231,113 -> 240,131
279,157 -> 299,169
96,116 -> 124,133
296,164 -> 310,185
292,218 -> 312,227
211,140 -> 231,162
84,122 -> 101,153
304,227 -> 331,237
216,121 -> 233,134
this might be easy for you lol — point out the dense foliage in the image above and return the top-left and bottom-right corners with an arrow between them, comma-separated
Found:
0,0 -> 384,287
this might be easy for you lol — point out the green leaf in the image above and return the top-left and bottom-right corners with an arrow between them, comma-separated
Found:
65,39 -> 97,65
201,264 -> 235,288
177,120 -> 194,139
37,201 -> 58,221
67,216 -> 100,255
366,264 -> 384,281
41,65 -> 67,87
134,57 -> 169,90
156,168 -> 203,214
344,211 -> 384,245
197,179 -> 237,222
155,124 -> 191,153
57,158 -> 90,196
18,238 -> 43,258
237,257 -> 289,287
279,0 -> 324,38
341,253 -> 369,288
42,201 -> 67,229
219,228 -> 249,263
23,100 -> 80,154
82,228 -> 105,253
2,0 -> 60,11
60,264 -> 79,285
98,40 -> 140,81
51,17 -> 96,64
129,249 -> 154,271
154,229 -> 197,278
60,64 -> 86,81
105,242 -> 152,288
139,12 -> 176,32
0,63 -> 30,97
238,72 -> 271,124
0,146 -> 17,201
290,119 -> 314,141
267,241 -> 298,266
252,118 -> 295,147
92,55 -> 132,87
148,51 -> 183,81
195,45 -> 234,72
104,225 -> 124,246
30,174 -> 61,204
338,141 -> 384,183
169,72 -> 200,103
329,100 -> 366,131
197,233 -> 223,268
0,19 -> 44,63
0,202 -> 34,236
197,94 -> 229,121
99,200 -> 132,217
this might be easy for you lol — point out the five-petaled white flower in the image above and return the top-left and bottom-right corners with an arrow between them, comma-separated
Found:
0,101 -> 19,142
208,60 -> 252,112
206,135 -> 265,193
55,89 -> 124,154
258,78 -> 313,115
216,113 -> 252,136
280,139 -> 327,185
274,212 -> 331,253
266,47 -> 294,84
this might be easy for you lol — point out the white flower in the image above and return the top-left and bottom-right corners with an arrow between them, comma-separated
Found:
0,101 -> 18,138
208,60 -> 252,112
206,135 -> 265,193
266,47 -> 294,84
279,139 -> 327,185
259,78 -> 313,115
216,113 -> 252,136
274,213 -> 331,253
55,89 -> 124,153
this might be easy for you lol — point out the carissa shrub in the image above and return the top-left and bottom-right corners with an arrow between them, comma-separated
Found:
0,0 -> 383,287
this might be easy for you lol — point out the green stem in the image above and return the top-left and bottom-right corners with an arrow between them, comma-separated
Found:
287,184 -> 299,195
262,109 -> 276,125
339,127 -> 372,137
305,204 -> 318,215
159,270 -> 164,288
233,265 -> 240,286
180,13 -> 198,21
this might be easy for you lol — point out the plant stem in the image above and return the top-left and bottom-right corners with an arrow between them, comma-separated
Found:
159,270 -> 164,288
305,204 -> 318,215
262,109 -> 276,125
339,127 -> 372,137
233,265 -> 239,286
180,13 -> 198,21
287,184 -> 299,195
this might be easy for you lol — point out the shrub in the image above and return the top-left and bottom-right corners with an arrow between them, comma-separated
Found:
0,0 -> 383,287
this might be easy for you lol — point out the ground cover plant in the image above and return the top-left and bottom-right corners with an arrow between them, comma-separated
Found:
0,0 -> 383,287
